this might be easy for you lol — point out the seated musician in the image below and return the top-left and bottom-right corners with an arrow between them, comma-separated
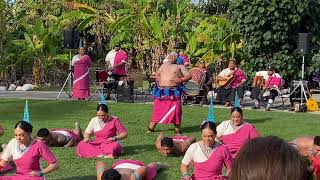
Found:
216,59 -> 246,106
36,122 -> 82,147
250,65 -> 282,110
155,132 -> 196,157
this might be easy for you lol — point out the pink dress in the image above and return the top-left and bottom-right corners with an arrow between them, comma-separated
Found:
220,123 -> 260,158
0,141 -> 57,180
113,50 -> 128,76
72,55 -> 92,99
112,160 -> 157,180
76,116 -> 127,158
192,144 -> 232,180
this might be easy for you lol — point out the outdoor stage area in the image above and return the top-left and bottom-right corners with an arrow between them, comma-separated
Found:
0,96 -> 320,179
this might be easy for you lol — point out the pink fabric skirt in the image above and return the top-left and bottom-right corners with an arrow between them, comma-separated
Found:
112,160 -> 157,180
52,128 -> 80,142
152,99 -> 182,125
76,140 -> 122,158
0,175 -> 44,180
172,135 -> 188,142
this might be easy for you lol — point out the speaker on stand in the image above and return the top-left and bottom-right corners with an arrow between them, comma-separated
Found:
57,29 -> 80,100
286,33 -> 312,111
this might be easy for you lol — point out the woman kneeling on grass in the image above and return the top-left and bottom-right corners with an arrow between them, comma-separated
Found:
0,121 -> 59,179
76,104 -> 128,158
96,160 -> 167,180
180,121 -> 233,180
216,107 -> 260,158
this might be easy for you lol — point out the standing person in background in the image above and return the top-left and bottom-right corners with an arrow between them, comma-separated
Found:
71,47 -> 92,100
105,44 -> 128,80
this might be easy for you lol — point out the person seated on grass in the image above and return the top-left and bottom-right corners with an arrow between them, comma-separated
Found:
289,135 -> 320,179
155,132 -> 196,157
0,121 -> 59,179
96,160 -> 168,180
36,122 -> 82,147
216,107 -> 260,158
230,136 -> 312,180
76,104 -> 128,158
180,121 -> 233,180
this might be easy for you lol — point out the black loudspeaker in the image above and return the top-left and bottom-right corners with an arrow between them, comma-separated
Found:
298,33 -> 311,54
64,29 -> 80,49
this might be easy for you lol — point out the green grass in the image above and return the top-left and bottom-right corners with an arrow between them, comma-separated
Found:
0,98 -> 320,179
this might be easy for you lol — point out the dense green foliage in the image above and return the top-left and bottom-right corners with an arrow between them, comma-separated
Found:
231,0 -> 320,84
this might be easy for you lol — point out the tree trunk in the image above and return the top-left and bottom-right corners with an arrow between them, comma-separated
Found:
0,0 -> 5,61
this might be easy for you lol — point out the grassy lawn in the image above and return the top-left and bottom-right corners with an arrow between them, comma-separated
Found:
0,99 -> 320,179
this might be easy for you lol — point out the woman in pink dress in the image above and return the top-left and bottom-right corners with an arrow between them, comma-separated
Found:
180,121 -> 233,180
0,121 -> 59,179
72,47 -> 92,100
76,104 -> 128,158
216,107 -> 260,158
96,160 -> 168,180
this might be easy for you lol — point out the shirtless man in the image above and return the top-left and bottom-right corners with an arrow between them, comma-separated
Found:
289,136 -> 320,159
147,51 -> 192,134
36,122 -> 82,147
155,132 -> 196,157
96,160 -> 168,180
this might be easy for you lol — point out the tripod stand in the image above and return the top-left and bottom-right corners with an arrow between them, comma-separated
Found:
56,50 -> 73,100
284,54 -> 310,108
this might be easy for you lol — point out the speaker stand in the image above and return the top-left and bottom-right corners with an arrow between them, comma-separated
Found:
56,50 -> 73,100
283,54 -> 309,107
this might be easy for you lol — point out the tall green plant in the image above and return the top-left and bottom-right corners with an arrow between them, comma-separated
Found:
231,0 -> 320,83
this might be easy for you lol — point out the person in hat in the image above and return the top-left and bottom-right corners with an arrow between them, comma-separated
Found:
216,107 -> 260,158
71,47 -> 92,100
96,160 -> 168,180
180,121 -> 233,180
250,65 -> 282,110
105,44 -> 128,80
0,121 -> 59,179
76,104 -> 128,158
146,51 -> 192,134
36,122 -> 82,147
155,132 -> 196,157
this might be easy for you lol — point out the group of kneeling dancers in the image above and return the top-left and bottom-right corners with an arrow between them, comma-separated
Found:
0,104 -> 320,179
0,51 -> 319,179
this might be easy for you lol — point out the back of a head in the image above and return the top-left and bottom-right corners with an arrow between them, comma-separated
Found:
101,169 -> 121,180
230,136 -> 312,180
161,137 -> 174,148
37,128 -> 50,137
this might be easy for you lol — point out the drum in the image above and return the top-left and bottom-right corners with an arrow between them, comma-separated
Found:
185,81 -> 200,96
95,70 -> 108,82
189,68 -> 206,86
95,69 -> 114,83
